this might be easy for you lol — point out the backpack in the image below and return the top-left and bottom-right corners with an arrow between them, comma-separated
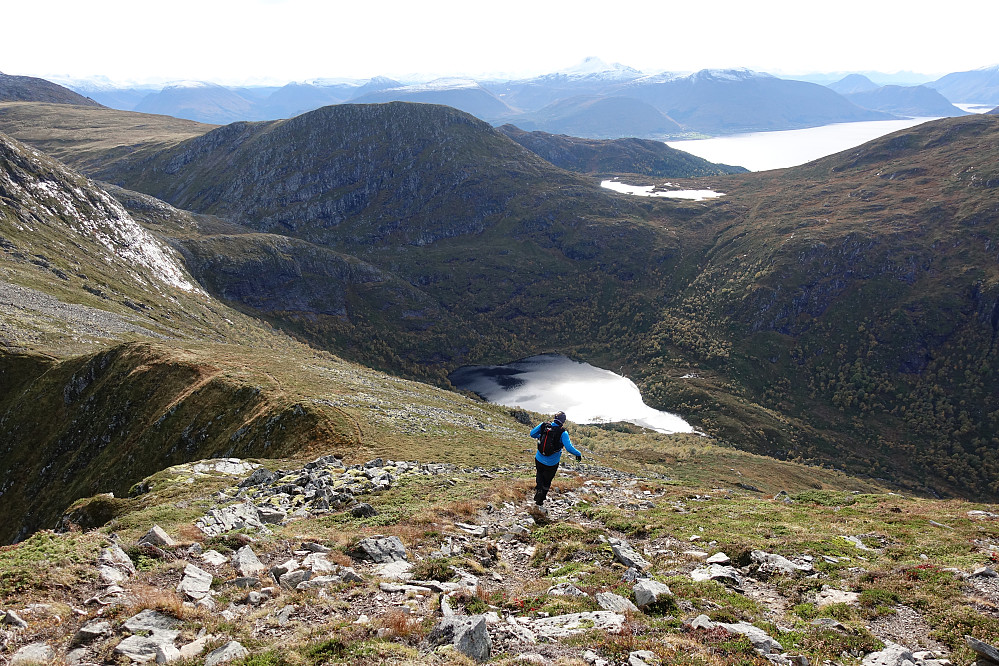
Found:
537,422 -> 565,456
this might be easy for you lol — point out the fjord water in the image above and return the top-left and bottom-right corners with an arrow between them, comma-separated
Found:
449,354 -> 693,434
667,117 -> 939,171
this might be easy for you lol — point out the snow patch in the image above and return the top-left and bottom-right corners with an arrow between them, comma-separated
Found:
557,57 -> 643,80
388,78 -> 481,92
601,179 -> 724,201
24,177 -> 199,293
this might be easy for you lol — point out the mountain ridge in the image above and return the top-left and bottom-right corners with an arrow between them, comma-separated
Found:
0,72 -> 103,107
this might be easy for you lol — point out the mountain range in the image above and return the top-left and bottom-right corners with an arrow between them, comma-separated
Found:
3,94 -> 999,523
33,61 -> 999,138
829,74 -> 968,117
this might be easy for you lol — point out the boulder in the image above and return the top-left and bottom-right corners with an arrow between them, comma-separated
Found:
204,641 -> 249,666
966,635 -> 999,665
686,615 -> 782,657
98,543 -> 137,576
138,525 -> 177,547
11,643 -> 56,665
609,537 -> 651,571
595,591 -> 638,613
356,536 -> 407,563
177,563 -> 214,601
455,522 -> 488,537
705,552 -> 731,564
73,619 -> 112,645
257,506 -> 286,524
527,611 -> 626,639
633,579 -> 673,609
687,614 -> 714,630
99,565 -> 129,584
123,609 -> 182,634
303,552 -> 337,573
427,615 -> 492,662
861,641 -> 915,666
197,502 -> 268,537
351,503 -> 378,518
629,651 -> 658,666
547,582 -> 589,598
717,621 -> 782,654
690,563 -> 743,587
232,545 -> 267,577
297,575 -> 342,590
279,569 -> 312,590
3,609 -> 29,628
374,559 -> 413,580
972,566 -> 999,578
201,550 -> 229,567
115,633 -> 181,663
750,550 -> 812,577
815,585 -> 860,607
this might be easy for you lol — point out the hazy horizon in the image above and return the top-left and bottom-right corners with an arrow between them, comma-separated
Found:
4,0 -> 998,87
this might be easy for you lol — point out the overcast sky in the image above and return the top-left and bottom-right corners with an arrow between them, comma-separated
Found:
4,0 -> 998,85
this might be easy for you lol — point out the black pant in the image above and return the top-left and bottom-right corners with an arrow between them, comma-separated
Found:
534,459 -> 559,506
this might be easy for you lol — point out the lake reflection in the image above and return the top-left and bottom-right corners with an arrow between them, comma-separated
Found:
450,354 -> 693,434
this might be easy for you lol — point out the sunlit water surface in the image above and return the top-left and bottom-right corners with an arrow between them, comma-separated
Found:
450,354 -> 693,434
667,117 -> 940,171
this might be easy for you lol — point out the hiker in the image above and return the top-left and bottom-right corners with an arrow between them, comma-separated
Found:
530,410 -> 582,511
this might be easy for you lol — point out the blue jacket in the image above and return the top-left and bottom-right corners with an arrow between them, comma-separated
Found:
531,422 -> 582,466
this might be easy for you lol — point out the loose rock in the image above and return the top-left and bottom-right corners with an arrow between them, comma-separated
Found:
204,641 -> 249,666
633,579 -> 673,609
427,615 -> 492,662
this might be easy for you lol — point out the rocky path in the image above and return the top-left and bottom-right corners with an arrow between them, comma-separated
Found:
3,455 -> 998,666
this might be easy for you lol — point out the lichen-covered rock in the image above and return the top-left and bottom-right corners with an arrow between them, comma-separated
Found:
427,615 -> 491,662
633,579 -> 673,609
204,641 -> 249,666
356,535 -> 407,563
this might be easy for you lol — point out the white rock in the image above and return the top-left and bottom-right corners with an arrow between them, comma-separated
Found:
201,550 -> 229,567
11,642 -> 56,665
375,560 -> 413,580
177,563 -> 213,601
139,525 -> 177,547
204,641 -> 248,666
527,611 -> 626,638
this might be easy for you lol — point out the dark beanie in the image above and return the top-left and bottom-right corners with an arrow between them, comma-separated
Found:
554,411 -> 567,425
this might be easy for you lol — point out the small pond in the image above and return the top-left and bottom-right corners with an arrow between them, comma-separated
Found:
450,354 -> 692,434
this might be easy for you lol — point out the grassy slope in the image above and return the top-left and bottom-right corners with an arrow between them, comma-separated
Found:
0,102 -> 215,173
636,115 -> 999,496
